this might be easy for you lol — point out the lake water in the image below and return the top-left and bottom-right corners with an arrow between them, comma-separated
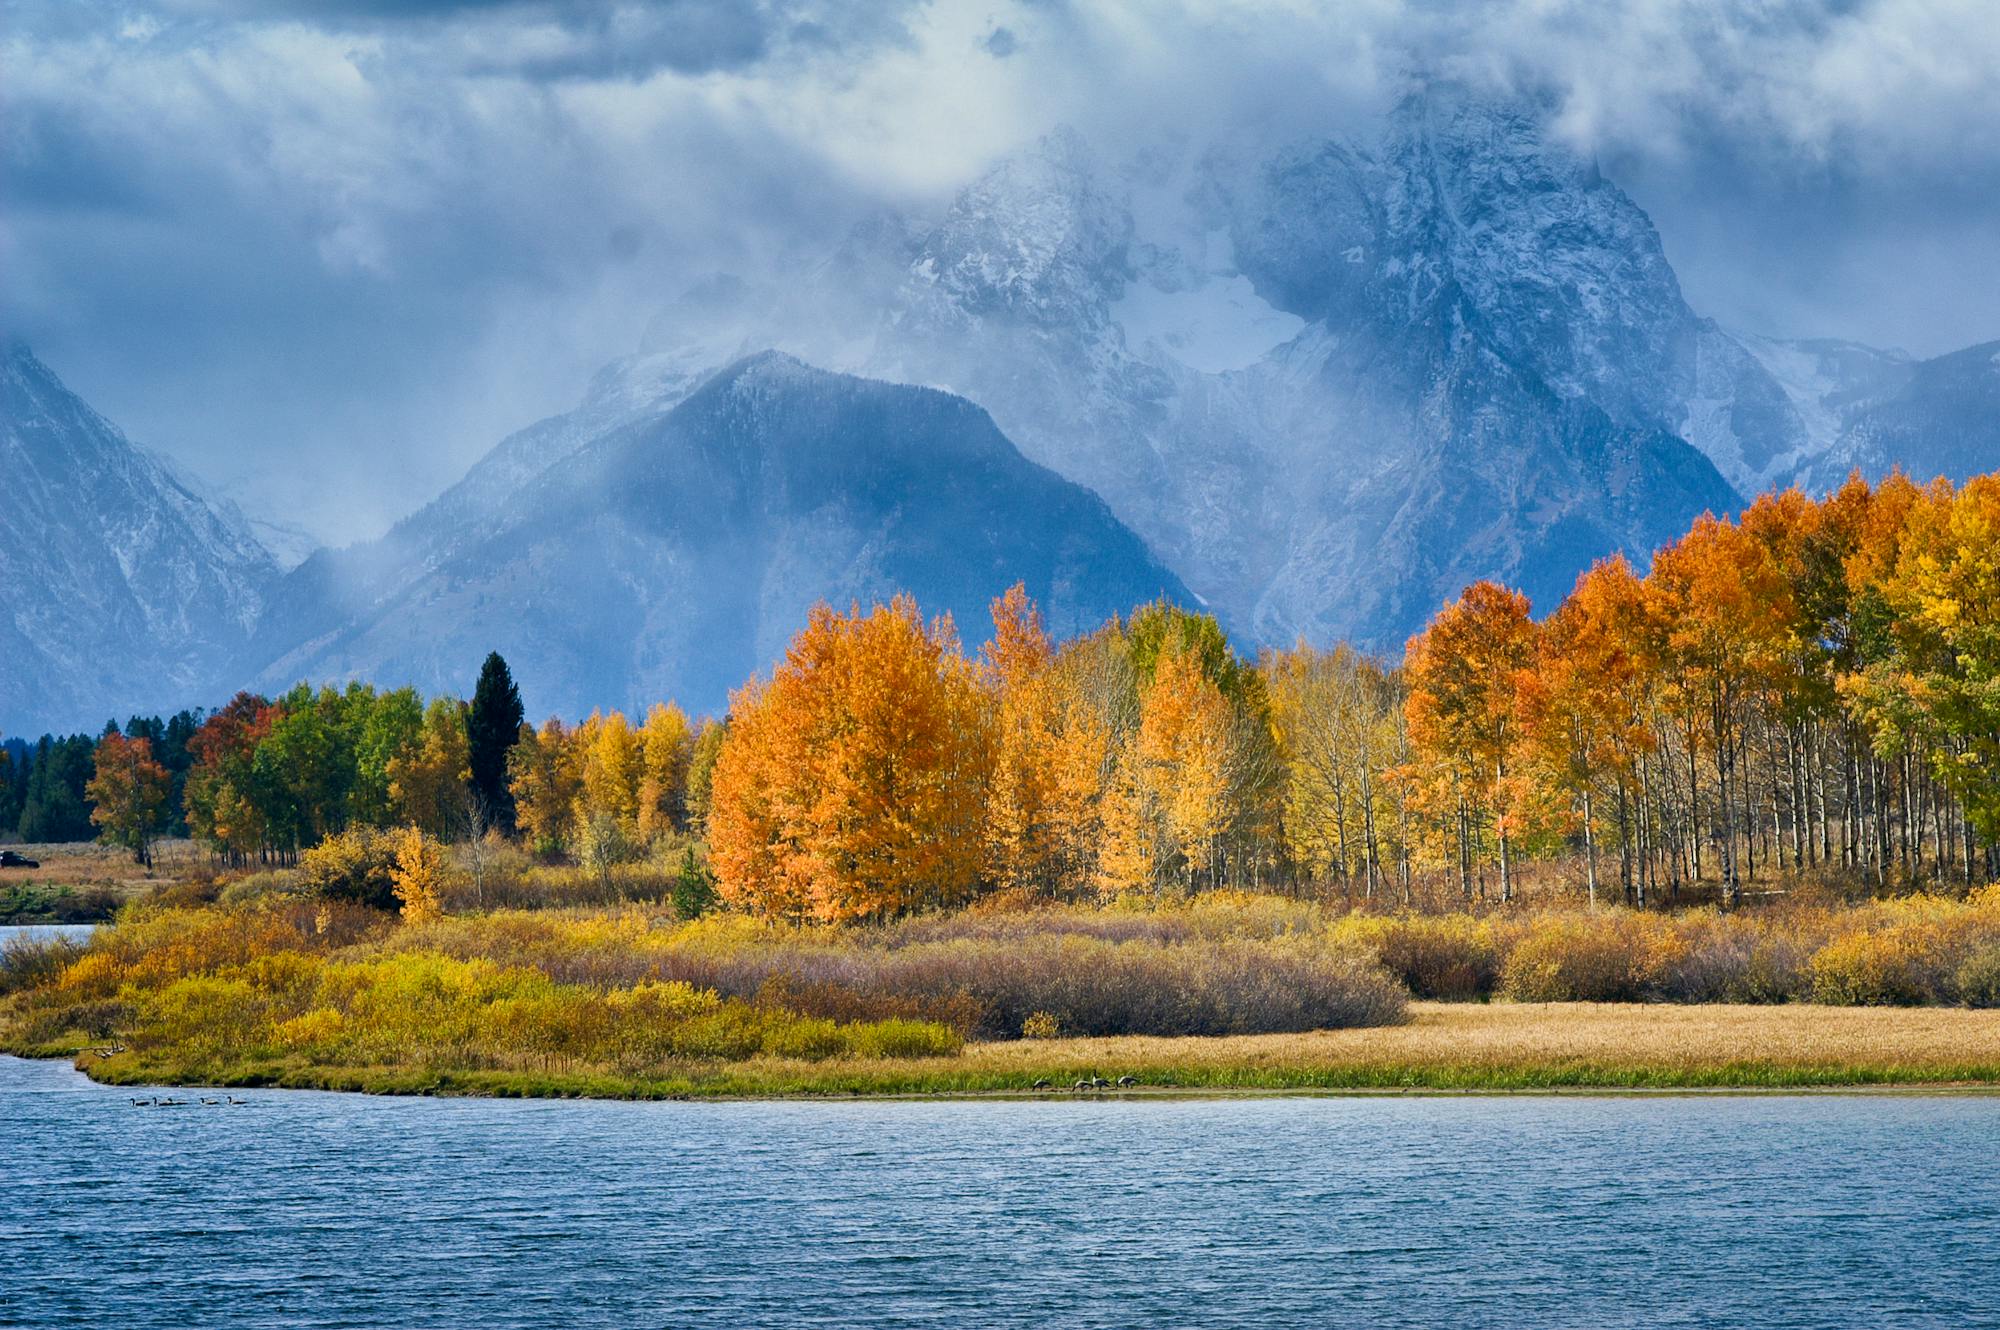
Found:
2,1056 -> 1996,1328
0,923 -> 98,945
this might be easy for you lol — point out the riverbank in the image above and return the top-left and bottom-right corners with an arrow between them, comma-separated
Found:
46,1001 -> 2000,1099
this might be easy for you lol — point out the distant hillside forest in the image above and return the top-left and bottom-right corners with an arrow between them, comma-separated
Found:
8,471 -> 2000,915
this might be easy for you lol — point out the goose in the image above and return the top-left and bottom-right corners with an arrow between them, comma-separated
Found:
130,1097 -> 152,1107
1116,1075 -> 1137,1087
1031,1078 -> 1051,1090
1091,1076 -> 1110,1089
201,1097 -> 222,1106
1072,1078 -> 1094,1092
227,1096 -> 249,1106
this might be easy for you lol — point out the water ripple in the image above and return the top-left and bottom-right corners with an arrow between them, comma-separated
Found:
3,1057 -> 1997,1327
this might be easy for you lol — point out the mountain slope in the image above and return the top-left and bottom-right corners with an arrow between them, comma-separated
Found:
0,341 -> 276,733
236,355 -> 1189,716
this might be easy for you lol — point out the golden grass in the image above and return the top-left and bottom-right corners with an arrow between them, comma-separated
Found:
942,1001 -> 2000,1081
63,1001 -> 2000,1098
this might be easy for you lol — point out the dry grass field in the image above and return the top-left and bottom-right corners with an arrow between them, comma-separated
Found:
0,840 -> 220,923
65,1000 -> 2000,1099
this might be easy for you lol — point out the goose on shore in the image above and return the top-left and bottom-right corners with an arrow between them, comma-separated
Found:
1031,1078 -> 1051,1090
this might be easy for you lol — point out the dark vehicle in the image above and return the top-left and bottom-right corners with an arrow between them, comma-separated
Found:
0,850 -> 40,868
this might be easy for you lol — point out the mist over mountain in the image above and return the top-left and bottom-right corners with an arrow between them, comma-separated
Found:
399,93 -> 1990,662
232,354 -> 1189,719
5,89 -> 1997,732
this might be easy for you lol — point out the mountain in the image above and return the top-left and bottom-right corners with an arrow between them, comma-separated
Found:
23,92 -> 1998,727
607,97 -> 1745,647
0,341 -> 277,734
234,354 -> 1190,717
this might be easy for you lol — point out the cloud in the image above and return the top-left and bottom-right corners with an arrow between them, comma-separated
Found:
3,0 -> 1996,545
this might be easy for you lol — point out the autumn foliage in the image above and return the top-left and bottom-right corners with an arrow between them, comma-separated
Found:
708,597 -> 993,920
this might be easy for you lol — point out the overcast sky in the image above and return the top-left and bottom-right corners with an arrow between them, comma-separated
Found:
6,0 -> 1998,544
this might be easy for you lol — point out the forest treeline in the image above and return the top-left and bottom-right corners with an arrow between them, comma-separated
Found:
8,471 -> 1999,918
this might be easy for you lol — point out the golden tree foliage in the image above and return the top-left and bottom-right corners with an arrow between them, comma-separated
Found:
507,717 -> 583,852
1262,644 -> 1400,892
1405,581 -> 1539,899
708,596 -> 996,921
574,710 -> 644,839
984,584 -> 1061,893
388,697 -> 471,839
388,826 -> 448,926
637,702 -> 694,844
1100,646 -> 1239,894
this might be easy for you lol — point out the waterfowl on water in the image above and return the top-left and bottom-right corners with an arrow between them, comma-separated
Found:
227,1096 -> 249,1105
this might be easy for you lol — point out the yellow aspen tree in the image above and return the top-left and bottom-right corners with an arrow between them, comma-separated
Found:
388,697 -> 471,840
984,584 -> 1059,894
389,825 -> 448,925
507,717 -> 583,853
574,710 -> 643,840
637,702 -> 693,844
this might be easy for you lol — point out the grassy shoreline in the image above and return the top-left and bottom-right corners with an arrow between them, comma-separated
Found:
28,1001 -> 2000,1100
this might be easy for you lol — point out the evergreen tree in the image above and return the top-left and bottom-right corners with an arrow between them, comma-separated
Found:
467,652 -> 524,834
19,735 -> 97,842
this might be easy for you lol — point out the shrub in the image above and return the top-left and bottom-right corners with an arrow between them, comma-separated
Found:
0,934 -> 87,996
1021,1010 -> 1062,1040
847,1018 -> 963,1059
298,829 -> 399,910
217,871 -> 301,906
1499,914 -> 1669,1003
759,1015 -> 847,1061
1809,931 -> 1942,1005
1957,946 -> 2000,1008
1654,914 -> 1819,1004
1805,894 -> 2000,1005
1333,914 -> 1505,1000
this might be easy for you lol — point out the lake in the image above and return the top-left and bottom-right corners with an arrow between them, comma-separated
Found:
0,924 -> 98,945
2,1055 -> 1995,1327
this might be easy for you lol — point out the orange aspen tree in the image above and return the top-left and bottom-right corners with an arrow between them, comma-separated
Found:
88,732 -> 172,868
1404,581 -> 1538,902
1646,515 -> 1796,906
984,584 -> 1061,895
708,597 -> 994,921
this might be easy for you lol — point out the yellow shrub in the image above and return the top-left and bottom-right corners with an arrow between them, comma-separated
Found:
272,1007 -> 347,1051
1500,914 -> 1671,1003
56,952 -> 128,996
1333,914 -> 1504,1000
1021,1010 -> 1063,1039
1810,930 -> 1946,1005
